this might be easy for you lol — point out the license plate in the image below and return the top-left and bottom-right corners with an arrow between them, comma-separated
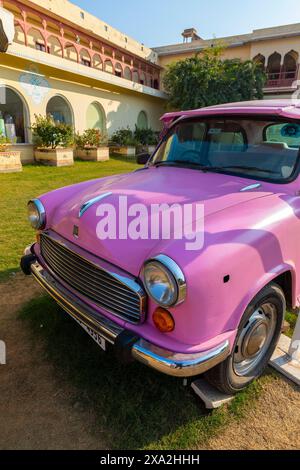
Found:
73,317 -> 106,351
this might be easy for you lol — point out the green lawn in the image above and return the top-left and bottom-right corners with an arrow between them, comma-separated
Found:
0,157 -> 138,282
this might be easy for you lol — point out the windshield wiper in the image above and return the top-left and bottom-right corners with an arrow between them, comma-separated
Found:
202,165 -> 278,175
152,162 -> 278,175
152,160 -> 203,168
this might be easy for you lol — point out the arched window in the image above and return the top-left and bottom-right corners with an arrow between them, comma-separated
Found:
86,102 -> 106,132
283,50 -> 298,78
27,28 -> 46,52
80,49 -> 91,67
132,70 -> 139,83
124,67 -> 132,81
137,111 -> 148,130
139,72 -> 146,85
0,87 -> 28,143
93,54 -> 103,70
64,43 -> 78,62
14,24 -> 26,45
46,96 -> 73,125
115,63 -> 123,78
104,60 -> 114,74
267,52 -> 281,79
253,54 -> 266,69
47,36 -> 63,57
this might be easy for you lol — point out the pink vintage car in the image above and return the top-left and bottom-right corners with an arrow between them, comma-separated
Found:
21,100 -> 300,394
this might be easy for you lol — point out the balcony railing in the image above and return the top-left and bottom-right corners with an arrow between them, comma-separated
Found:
266,69 -> 299,88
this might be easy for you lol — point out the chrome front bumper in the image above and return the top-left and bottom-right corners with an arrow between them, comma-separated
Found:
24,256 -> 230,378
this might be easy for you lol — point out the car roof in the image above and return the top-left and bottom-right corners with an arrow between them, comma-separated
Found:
161,99 -> 300,126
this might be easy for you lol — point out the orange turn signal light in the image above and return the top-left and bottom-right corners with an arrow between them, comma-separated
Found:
153,308 -> 175,333
36,232 -> 41,244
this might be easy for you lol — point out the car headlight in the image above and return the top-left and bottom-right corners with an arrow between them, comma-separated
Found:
27,199 -> 46,230
143,255 -> 186,307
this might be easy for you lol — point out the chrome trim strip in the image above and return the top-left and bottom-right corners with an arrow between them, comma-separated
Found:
79,192 -> 112,218
144,254 -> 187,307
132,339 -> 230,378
31,262 -> 124,344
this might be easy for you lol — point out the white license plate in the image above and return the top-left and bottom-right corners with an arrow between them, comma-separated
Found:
73,317 -> 106,351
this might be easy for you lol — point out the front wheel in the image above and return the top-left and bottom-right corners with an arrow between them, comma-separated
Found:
205,283 -> 285,395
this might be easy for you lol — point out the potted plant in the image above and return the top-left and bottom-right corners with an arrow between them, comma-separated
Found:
32,115 -> 74,167
0,134 -> 22,173
110,127 -> 138,157
75,129 -> 109,162
134,126 -> 159,155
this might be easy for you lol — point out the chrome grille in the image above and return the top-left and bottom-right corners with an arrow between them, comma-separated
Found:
40,234 -> 146,324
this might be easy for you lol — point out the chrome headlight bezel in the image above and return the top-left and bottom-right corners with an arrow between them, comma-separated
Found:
27,199 -> 46,230
143,255 -> 186,308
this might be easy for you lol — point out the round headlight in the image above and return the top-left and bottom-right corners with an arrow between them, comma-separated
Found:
143,255 -> 186,308
27,199 -> 46,230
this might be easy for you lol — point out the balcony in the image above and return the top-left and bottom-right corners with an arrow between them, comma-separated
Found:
3,0 -> 161,93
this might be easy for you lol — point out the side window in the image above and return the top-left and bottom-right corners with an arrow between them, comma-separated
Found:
265,123 -> 300,149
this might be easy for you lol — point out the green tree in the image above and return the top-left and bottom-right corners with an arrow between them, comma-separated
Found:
163,47 -> 266,110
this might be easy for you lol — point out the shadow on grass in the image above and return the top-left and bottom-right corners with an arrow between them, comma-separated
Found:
18,295 -> 268,450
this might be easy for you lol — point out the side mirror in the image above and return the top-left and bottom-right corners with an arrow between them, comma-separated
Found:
136,152 -> 151,165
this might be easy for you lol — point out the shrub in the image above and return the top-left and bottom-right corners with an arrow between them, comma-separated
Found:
111,127 -> 138,146
31,115 -> 74,149
134,126 -> 159,146
0,133 -> 10,152
163,46 -> 266,110
75,129 -> 108,149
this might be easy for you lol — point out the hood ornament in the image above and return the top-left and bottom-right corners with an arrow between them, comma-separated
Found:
240,183 -> 261,192
79,192 -> 112,218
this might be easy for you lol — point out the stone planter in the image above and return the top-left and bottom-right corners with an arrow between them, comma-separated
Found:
0,150 -> 22,173
35,148 -> 74,167
76,147 -> 109,162
146,145 -> 157,155
110,146 -> 136,157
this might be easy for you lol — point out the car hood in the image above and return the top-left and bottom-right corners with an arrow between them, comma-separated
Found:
46,167 -> 274,276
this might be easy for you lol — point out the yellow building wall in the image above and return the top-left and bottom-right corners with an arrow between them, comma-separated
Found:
159,44 -> 252,68
0,56 -> 165,163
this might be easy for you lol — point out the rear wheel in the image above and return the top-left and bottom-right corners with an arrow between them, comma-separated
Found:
205,283 -> 285,395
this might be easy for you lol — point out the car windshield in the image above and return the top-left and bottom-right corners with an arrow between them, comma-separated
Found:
151,117 -> 300,182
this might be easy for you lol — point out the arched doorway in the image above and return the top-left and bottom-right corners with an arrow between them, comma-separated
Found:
267,52 -> 281,80
253,54 -> 266,69
283,51 -> 298,79
46,96 -> 73,125
0,86 -> 28,143
86,102 -> 106,133
137,111 -> 148,130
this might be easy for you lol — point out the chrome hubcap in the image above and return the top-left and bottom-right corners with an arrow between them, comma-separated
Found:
233,302 -> 277,376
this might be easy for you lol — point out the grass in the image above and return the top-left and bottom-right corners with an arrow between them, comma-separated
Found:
0,157 -> 138,282
19,295 -> 275,450
285,310 -> 298,338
